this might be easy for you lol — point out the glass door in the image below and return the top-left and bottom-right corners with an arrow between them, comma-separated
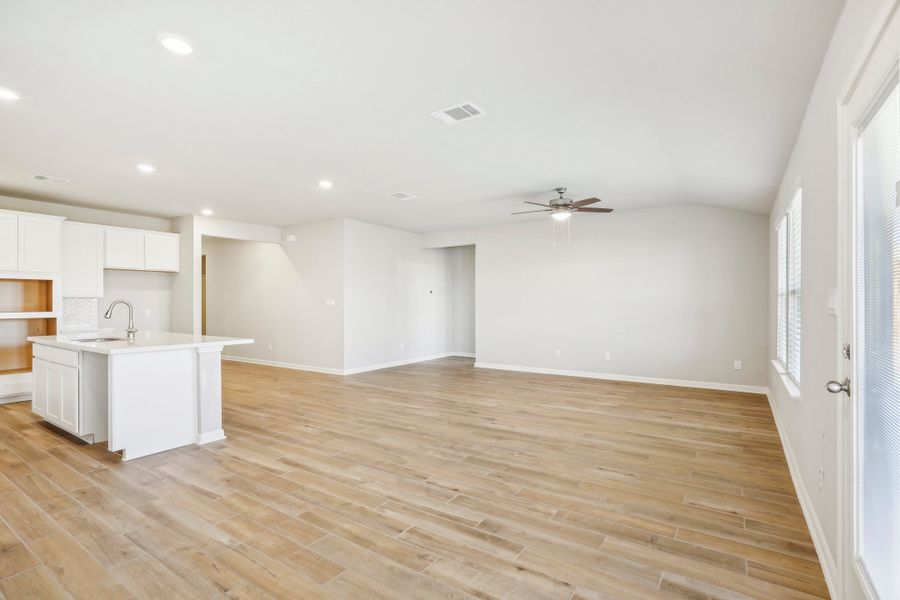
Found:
854,78 -> 899,600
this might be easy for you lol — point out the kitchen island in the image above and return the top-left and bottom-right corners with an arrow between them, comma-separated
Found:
28,331 -> 253,460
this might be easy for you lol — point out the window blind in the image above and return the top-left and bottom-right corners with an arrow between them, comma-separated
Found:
776,219 -> 787,366
786,193 -> 802,383
856,82 -> 899,599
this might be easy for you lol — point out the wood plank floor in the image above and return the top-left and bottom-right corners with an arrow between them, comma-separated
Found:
0,357 -> 828,599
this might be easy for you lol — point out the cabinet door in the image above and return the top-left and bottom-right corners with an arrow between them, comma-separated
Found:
18,215 -> 63,272
32,357 -> 48,416
43,359 -> 63,423
105,228 -> 145,270
62,223 -> 105,297
57,363 -> 79,433
37,358 -> 79,434
0,212 -> 17,271
144,232 -> 180,272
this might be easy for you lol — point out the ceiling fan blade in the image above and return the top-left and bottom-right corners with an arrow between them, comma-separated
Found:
511,209 -> 552,215
575,207 -> 613,213
572,197 -> 602,207
523,201 -> 551,208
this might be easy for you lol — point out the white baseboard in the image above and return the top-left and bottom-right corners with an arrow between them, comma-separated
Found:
0,393 -> 30,405
343,353 -> 471,375
197,429 -> 226,445
765,391 -> 838,599
223,352 -> 475,377
0,372 -> 32,398
222,355 -> 344,375
474,362 -> 768,394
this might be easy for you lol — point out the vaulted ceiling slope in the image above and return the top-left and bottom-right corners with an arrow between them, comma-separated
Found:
0,0 -> 844,232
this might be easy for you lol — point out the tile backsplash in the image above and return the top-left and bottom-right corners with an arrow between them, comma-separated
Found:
60,297 -> 99,332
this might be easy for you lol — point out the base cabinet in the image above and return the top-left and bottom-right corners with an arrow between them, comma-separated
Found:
32,357 -> 79,434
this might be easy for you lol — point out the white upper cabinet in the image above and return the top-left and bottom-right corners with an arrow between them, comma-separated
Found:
18,214 -> 63,272
0,210 -> 64,273
104,227 -> 180,273
0,212 -> 17,271
62,222 -> 105,297
144,232 -> 180,272
105,228 -> 145,270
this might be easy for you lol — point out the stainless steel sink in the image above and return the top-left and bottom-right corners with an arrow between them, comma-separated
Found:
72,337 -> 126,343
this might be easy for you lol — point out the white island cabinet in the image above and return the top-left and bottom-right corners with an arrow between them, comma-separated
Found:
28,332 -> 252,460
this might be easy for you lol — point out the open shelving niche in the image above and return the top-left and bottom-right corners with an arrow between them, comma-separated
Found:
0,277 -> 60,401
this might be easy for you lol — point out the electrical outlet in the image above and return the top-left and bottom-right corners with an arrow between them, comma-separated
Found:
400,343 -> 405,351
267,343 -> 273,351
604,352 -> 611,361
144,309 -> 151,318
733,360 -> 742,371
324,299 -> 336,307
555,349 -> 561,358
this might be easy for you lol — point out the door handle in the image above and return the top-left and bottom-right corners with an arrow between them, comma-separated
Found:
825,378 -> 851,396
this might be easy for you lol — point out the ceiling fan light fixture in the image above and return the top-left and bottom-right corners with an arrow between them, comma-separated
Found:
551,211 -> 571,222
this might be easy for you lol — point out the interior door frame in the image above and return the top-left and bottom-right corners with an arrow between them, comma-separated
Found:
835,1 -> 900,598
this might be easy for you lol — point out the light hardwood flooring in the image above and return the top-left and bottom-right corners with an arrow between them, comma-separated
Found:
0,357 -> 827,599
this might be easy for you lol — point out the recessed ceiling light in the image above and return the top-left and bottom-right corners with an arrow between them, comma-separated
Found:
0,87 -> 20,101
136,163 -> 157,174
157,34 -> 194,56
201,208 -> 214,216
318,180 -> 333,189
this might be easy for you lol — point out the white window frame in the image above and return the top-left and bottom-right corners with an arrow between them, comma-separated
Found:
775,188 -> 802,386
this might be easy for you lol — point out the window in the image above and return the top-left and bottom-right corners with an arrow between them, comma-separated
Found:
775,190 -> 801,384
855,81 -> 899,599
776,219 -> 787,365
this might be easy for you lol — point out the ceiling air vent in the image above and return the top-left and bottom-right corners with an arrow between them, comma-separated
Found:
430,101 -> 486,125
388,192 -> 417,201
33,175 -> 71,183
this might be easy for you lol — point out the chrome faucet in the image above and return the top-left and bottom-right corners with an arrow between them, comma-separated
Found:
104,300 -> 138,340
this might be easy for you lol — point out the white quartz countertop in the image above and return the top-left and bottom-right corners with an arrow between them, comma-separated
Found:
28,331 -> 254,355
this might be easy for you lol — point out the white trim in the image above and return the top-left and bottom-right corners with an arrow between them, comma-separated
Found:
343,353 -> 471,375
222,355 -> 344,375
0,372 -> 32,398
766,391 -> 839,599
474,362 -> 769,394
0,393 -> 29,405
223,352 -> 475,376
197,429 -> 225,445
770,360 -> 801,398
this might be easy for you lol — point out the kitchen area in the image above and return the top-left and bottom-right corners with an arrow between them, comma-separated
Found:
0,207 -> 251,460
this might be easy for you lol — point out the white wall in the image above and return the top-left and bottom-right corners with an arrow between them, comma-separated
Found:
203,220 -> 345,371
203,219 -> 474,373
101,271 -> 172,332
447,245 -> 475,355
766,0 -> 885,596
424,205 -> 769,389
342,220 -> 454,371
171,215 -> 284,335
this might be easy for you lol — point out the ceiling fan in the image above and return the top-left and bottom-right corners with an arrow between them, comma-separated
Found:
512,187 -> 613,221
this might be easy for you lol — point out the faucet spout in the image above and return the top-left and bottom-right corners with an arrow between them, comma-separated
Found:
104,300 -> 137,340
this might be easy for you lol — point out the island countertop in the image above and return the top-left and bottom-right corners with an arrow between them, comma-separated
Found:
28,331 -> 254,355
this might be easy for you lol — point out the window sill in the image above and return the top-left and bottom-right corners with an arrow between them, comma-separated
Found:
771,359 -> 801,398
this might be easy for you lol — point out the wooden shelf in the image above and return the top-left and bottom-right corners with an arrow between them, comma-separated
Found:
0,318 -> 57,375
0,279 -> 53,313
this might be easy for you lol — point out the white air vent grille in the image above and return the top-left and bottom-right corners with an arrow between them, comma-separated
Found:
388,192 -> 417,201
430,101 -> 486,125
33,174 -> 70,183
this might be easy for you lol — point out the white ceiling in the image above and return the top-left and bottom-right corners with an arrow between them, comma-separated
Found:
0,0 -> 843,232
